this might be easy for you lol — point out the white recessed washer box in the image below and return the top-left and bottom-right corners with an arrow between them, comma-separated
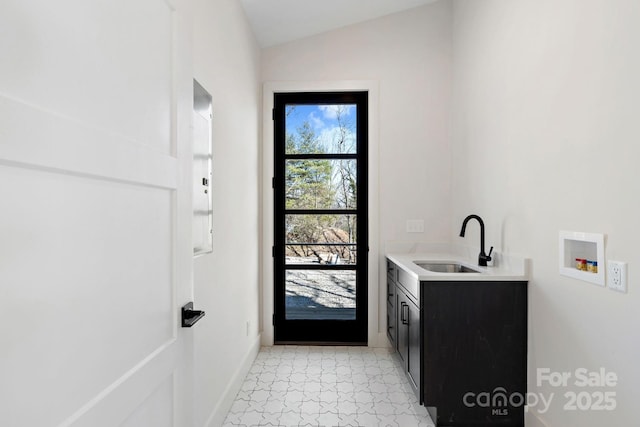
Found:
559,230 -> 605,286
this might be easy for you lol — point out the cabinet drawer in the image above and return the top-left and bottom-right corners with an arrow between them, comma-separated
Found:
397,267 -> 418,302
386,260 -> 397,282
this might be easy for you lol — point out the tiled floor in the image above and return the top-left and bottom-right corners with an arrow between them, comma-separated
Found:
222,346 -> 435,427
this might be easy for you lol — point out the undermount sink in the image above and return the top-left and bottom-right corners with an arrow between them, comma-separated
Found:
414,261 -> 481,273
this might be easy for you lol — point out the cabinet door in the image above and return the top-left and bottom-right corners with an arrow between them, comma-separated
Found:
396,290 -> 409,365
407,299 -> 421,396
423,281 -> 527,426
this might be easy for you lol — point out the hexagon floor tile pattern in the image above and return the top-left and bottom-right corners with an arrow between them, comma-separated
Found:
222,346 -> 435,427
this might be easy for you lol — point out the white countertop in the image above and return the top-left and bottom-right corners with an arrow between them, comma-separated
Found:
387,252 -> 529,282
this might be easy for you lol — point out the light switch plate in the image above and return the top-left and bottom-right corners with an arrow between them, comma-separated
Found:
406,220 -> 424,233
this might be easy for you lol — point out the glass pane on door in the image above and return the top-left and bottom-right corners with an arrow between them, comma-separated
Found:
284,104 -> 357,155
285,213 -> 357,265
285,159 -> 357,210
285,269 -> 356,320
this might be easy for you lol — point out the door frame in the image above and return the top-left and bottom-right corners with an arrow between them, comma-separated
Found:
261,81 -> 381,347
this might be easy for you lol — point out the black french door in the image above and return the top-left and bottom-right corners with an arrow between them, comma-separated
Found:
273,92 -> 368,344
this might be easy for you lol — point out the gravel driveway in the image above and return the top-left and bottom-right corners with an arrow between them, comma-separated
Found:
285,258 -> 356,319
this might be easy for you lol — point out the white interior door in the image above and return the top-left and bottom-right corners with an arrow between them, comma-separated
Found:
0,1 -> 195,426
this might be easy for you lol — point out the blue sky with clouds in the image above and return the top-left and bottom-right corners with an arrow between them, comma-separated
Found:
285,104 -> 357,153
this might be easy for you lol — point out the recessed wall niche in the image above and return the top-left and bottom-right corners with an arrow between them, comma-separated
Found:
559,230 -> 605,286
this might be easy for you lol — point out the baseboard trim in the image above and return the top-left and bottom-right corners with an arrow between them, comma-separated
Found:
525,409 -> 550,427
369,332 -> 392,348
204,334 -> 261,427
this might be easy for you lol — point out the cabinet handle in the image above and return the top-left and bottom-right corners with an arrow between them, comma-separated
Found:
400,302 -> 409,325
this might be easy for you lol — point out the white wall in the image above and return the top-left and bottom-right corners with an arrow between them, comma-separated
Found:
261,1 -> 453,340
191,0 -> 261,425
451,0 -> 640,425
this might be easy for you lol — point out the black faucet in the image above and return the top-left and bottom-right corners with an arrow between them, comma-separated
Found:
459,214 -> 494,267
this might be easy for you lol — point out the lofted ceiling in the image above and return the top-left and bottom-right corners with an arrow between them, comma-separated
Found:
239,0 -> 441,47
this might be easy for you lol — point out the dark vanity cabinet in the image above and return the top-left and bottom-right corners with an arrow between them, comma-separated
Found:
386,258 -> 527,427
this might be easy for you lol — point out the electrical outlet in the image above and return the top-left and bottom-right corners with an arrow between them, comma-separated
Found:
607,261 -> 627,293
